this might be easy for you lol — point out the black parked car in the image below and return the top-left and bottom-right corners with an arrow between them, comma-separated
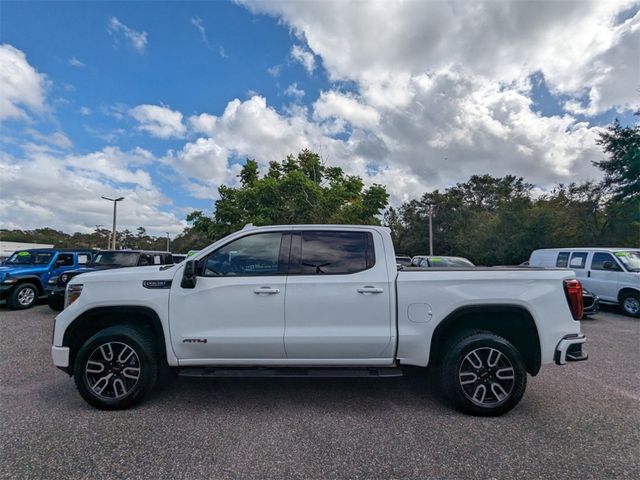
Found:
582,288 -> 599,318
46,250 -> 173,311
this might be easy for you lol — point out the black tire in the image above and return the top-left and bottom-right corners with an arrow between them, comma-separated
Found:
440,330 -> 527,416
73,326 -> 158,410
7,283 -> 38,310
620,292 -> 640,318
47,295 -> 64,311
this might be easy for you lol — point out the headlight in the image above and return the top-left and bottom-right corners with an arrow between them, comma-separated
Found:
64,284 -> 83,308
2,278 -> 17,284
48,276 -> 59,285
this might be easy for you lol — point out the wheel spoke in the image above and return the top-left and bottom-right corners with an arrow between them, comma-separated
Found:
86,360 -> 105,374
112,378 -> 127,397
487,348 -> 502,367
99,344 -> 114,361
459,371 -> 478,385
472,384 -> 487,403
495,367 -> 515,380
490,381 -> 509,400
468,350 -> 484,369
122,367 -> 140,380
92,373 -> 113,395
118,345 -> 135,364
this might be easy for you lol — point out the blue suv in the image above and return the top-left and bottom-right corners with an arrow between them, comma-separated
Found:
0,249 -> 93,310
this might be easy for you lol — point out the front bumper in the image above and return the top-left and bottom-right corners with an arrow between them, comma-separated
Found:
51,346 -> 70,368
554,334 -> 588,365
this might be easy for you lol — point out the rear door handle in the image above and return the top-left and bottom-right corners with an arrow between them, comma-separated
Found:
253,287 -> 280,295
357,286 -> 384,294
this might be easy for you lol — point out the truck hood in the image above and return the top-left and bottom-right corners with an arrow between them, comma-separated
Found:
68,264 -> 179,284
0,264 -> 48,278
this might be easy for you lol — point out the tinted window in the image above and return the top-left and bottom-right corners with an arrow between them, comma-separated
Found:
91,252 -> 139,267
202,232 -> 284,277
556,252 -> 570,267
293,231 -> 374,275
56,253 -> 74,266
569,252 -> 588,269
591,252 -> 621,271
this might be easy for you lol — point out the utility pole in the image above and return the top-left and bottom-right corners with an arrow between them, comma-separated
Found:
425,201 -> 434,256
101,196 -> 124,250
95,224 -> 103,250
166,232 -> 170,252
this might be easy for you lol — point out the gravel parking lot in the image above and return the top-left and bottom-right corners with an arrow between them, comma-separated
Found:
1,304 -> 638,479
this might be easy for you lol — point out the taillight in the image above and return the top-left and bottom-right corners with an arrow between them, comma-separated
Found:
564,279 -> 583,320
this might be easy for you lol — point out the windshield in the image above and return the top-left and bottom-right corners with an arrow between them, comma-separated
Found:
5,251 -> 53,265
90,252 -> 139,267
614,251 -> 640,271
429,257 -> 475,267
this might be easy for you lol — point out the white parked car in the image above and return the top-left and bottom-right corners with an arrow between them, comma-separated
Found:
52,225 -> 587,415
529,248 -> 640,317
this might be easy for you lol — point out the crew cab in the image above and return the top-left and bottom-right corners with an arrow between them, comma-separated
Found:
46,250 -> 174,311
51,225 -> 587,416
0,249 -> 92,309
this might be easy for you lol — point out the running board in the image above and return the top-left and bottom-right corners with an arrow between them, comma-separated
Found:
178,367 -> 403,378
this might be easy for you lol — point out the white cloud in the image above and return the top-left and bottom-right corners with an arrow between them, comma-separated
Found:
290,44 -> 315,74
68,56 -> 85,67
267,64 -> 282,77
129,104 -> 187,139
79,106 -> 92,115
0,148 -> 184,235
0,44 -> 46,121
191,16 -> 227,58
284,82 -> 305,99
107,17 -> 148,54
313,91 -> 380,129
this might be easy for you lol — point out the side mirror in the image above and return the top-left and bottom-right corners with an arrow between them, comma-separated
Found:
602,261 -> 617,271
181,260 -> 197,289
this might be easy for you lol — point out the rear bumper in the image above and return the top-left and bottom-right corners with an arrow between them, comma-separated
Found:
554,334 -> 588,365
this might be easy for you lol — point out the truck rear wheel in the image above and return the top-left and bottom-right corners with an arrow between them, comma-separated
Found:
440,331 -> 527,416
73,326 -> 158,410
7,283 -> 38,310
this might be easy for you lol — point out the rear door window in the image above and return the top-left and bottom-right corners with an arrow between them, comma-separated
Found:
569,252 -> 588,269
56,253 -> 74,266
291,231 -> 375,275
556,252 -> 570,267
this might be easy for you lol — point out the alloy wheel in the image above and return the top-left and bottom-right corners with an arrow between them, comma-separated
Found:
623,297 -> 640,315
458,347 -> 515,407
85,342 -> 141,399
17,287 -> 36,306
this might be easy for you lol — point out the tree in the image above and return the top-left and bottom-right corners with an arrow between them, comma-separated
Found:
189,149 -> 389,240
595,118 -> 640,203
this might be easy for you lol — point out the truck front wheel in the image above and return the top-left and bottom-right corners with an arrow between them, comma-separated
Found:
440,331 -> 527,416
73,326 -> 158,410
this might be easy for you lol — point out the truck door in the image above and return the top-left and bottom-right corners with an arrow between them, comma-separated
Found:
169,231 -> 290,361
284,230 -> 394,362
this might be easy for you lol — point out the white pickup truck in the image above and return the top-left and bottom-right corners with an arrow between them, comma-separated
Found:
52,224 -> 587,416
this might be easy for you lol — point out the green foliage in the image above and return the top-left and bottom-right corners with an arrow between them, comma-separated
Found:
189,149 -> 390,240
595,118 -> 640,203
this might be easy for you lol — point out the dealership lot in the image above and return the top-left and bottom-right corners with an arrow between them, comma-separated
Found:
1,305 -> 638,479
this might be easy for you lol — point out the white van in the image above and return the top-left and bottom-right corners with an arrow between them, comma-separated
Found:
529,248 -> 640,317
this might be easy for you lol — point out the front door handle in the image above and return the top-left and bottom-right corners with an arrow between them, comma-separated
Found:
357,286 -> 384,294
253,287 -> 280,295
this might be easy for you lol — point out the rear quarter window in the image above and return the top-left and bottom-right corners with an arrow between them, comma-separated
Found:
291,231 -> 375,275
569,252 -> 588,269
556,252 -> 570,267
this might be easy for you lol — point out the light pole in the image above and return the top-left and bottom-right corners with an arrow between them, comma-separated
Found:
166,232 -> 170,252
425,201 -> 434,256
101,196 -> 124,250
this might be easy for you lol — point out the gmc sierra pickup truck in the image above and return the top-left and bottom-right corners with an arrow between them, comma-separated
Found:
51,224 -> 587,416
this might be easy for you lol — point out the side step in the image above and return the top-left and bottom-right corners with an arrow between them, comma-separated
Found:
179,367 -> 403,378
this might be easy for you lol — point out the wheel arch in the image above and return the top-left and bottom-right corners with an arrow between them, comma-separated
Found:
62,306 -> 167,375
618,287 -> 639,304
10,275 -> 44,293
429,304 -> 542,376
